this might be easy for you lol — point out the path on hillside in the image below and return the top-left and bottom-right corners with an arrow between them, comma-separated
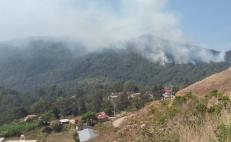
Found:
112,116 -> 128,128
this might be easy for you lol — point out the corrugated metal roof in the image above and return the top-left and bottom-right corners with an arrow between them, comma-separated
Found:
78,128 -> 98,142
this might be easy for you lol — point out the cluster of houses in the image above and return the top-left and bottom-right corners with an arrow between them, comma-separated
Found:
1,111 -> 111,142
1,88 -> 175,142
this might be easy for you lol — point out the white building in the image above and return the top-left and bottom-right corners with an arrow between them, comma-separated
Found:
59,119 -> 70,124
78,128 -> 98,142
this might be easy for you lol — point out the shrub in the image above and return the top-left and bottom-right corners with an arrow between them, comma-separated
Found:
209,90 -> 223,99
185,92 -> 193,99
40,111 -> 55,122
216,123 -> 231,142
173,96 -> 187,106
219,96 -> 230,107
81,112 -> 96,123
196,102 -> 207,112
210,90 -> 219,97
0,122 -> 38,137
207,104 -> 222,114
159,107 -> 179,124
41,126 -> 52,134
50,120 -> 62,132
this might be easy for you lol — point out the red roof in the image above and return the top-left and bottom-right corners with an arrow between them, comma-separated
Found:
96,112 -> 109,121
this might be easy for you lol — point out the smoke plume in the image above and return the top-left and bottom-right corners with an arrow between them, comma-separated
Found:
0,0 -> 225,64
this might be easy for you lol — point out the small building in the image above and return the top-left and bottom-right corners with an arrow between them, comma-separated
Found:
24,115 -> 38,122
128,93 -> 141,99
70,118 -> 80,125
96,112 -> 109,122
162,87 -> 173,99
78,128 -> 98,142
59,119 -> 70,124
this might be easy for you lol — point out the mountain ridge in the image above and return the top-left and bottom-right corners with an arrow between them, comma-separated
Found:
0,38 -> 230,91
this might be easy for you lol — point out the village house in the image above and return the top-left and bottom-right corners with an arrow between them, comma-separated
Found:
128,93 -> 141,99
96,112 -> 110,122
162,87 -> 174,99
24,115 -> 38,122
69,118 -> 80,125
59,119 -> 70,124
78,128 -> 98,142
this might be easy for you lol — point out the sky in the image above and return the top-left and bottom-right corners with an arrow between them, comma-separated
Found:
168,0 -> 231,51
0,0 -> 230,51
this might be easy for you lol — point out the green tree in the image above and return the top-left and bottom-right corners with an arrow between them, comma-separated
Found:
81,112 -> 96,123
50,120 -> 62,132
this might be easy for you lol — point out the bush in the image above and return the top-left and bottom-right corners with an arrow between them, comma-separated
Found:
207,104 -> 222,114
219,96 -> 230,107
209,90 -> 224,99
173,96 -> 187,106
196,102 -> 207,112
50,120 -> 62,132
81,112 -> 96,123
41,126 -> 52,134
40,111 -> 55,122
0,122 -> 38,137
159,107 -> 179,124
216,123 -> 231,142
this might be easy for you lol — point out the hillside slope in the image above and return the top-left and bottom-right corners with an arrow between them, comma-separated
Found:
0,39 -> 230,91
177,66 -> 231,96
90,67 -> 231,142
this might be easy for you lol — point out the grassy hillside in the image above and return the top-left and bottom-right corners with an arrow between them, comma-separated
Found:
177,67 -> 231,97
92,92 -> 231,142
90,67 -> 231,142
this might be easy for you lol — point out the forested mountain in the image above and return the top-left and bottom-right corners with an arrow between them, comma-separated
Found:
0,38 -> 230,91
0,37 -> 230,128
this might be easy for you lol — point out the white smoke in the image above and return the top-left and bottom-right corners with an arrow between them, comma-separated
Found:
0,0 -> 225,64
124,35 -> 225,64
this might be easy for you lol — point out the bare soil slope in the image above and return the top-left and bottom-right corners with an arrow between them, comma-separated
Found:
177,67 -> 231,96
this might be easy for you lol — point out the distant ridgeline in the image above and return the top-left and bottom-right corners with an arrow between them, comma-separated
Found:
0,38 -> 230,92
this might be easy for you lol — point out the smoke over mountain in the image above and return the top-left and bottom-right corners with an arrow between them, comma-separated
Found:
0,0 -> 226,64
122,35 -> 225,65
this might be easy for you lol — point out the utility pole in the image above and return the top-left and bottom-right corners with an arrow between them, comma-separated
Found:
113,101 -> 116,117
109,94 -> 118,117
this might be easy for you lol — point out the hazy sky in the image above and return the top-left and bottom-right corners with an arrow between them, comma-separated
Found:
169,0 -> 231,50
0,0 -> 230,50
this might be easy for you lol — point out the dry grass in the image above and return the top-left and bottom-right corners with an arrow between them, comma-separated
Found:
9,125 -> 76,142
177,67 -> 231,97
177,109 -> 231,142
91,92 -> 231,142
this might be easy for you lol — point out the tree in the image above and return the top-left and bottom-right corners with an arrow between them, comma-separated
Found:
50,120 -> 62,132
52,108 -> 61,119
151,85 -> 163,99
118,93 -> 130,111
123,81 -> 139,93
102,100 -> 113,115
81,112 -> 96,123
131,96 -> 144,110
